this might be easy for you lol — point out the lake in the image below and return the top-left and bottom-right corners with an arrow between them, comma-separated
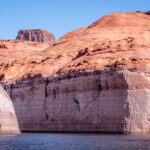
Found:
0,133 -> 150,150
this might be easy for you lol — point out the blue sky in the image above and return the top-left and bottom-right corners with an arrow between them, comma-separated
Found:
1,0 -> 150,40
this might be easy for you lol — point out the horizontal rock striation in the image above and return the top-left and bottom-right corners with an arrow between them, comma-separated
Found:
0,84 -> 20,134
2,69 -> 150,133
3,70 -> 129,133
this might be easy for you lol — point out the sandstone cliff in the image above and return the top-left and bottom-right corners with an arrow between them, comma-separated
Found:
0,84 -> 20,134
16,29 -> 55,44
1,12 -> 150,133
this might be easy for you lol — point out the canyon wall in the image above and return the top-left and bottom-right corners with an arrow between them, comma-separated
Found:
0,84 -> 20,134
3,69 -> 150,133
0,12 -> 150,133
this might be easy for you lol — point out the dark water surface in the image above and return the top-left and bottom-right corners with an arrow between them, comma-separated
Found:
0,133 -> 150,150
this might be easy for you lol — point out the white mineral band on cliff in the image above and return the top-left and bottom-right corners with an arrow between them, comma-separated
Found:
0,85 -> 20,134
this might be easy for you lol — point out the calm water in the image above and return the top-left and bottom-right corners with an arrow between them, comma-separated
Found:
0,133 -> 150,150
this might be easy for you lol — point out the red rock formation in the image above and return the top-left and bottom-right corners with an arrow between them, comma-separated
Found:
145,11 -> 150,15
1,12 -> 150,133
16,29 -> 55,44
0,43 -> 7,49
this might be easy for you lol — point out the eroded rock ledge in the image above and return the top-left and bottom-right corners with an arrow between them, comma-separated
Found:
1,69 -> 150,134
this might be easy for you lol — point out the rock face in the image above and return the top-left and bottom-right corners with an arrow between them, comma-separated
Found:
0,84 -> 20,134
0,12 -> 150,133
16,29 -> 55,44
3,70 -> 150,133
4,70 -> 150,133
145,11 -> 150,15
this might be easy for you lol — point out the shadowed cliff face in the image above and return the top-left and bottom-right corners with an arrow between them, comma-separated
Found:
0,85 -> 20,134
3,69 -> 150,134
1,12 -> 150,133
3,70 -> 129,133
16,29 -> 55,44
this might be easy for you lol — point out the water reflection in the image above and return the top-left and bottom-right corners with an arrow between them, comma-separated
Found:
0,133 -> 150,150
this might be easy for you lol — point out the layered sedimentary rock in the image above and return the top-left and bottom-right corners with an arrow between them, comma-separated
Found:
1,12 -> 150,133
0,84 -> 20,134
3,70 -> 150,133
16,29 -> 55,44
